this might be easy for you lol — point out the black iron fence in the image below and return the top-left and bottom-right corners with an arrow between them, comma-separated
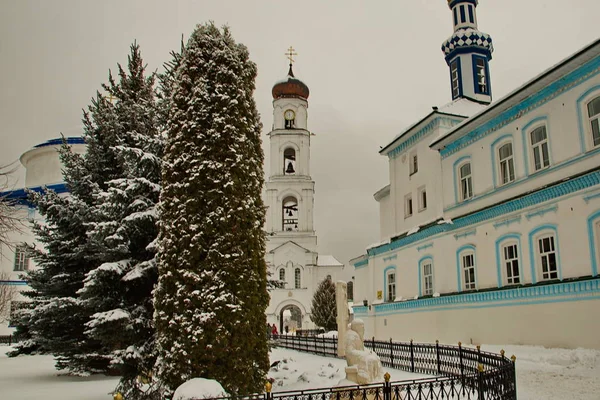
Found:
257,335 -> 515,400
0,334 -> 19,345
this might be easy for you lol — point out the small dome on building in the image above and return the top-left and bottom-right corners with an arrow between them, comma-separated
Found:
441,28 -> 494,62
272,65 -> 310,100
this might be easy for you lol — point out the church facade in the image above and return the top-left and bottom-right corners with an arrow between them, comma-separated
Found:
264,61 -> 352,332
351,0 -> 600,349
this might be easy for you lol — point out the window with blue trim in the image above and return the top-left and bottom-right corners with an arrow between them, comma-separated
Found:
529,126 -> 550,171
421,260 -> 433,295
498,142 -> 515,185
473,56 -> 489,95
502,242 -> 521,284
537,234 -> 558,280
460,249 -> 476,290
387,270 -> 396,301
587,96 -> 600,147
451,59 -> 461,99
458,162 -> 473,201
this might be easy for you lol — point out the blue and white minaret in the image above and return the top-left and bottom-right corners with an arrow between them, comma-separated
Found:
441,0 -> 494,104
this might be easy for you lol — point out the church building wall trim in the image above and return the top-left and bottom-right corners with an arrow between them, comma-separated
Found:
438,55 -> 600,159
494,233 -> 523,288
586,209 -> 600,277
576,84 -> 600,153
367,167 -> 600,258
527,223 -> 562,284
521,115 -> 552,177
417,255 -> 434,297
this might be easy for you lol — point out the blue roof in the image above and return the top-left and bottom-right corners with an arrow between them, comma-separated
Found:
33,137 -> 85,148
0,183 -> 69,207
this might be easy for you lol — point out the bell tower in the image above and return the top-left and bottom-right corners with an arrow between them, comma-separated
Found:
265,47 -> 317,252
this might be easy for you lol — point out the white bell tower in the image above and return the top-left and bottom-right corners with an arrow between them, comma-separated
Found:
265,48 -> 317,253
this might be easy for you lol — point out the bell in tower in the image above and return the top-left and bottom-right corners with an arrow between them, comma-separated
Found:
283,148 -> 296,175
285,161 -> 295,174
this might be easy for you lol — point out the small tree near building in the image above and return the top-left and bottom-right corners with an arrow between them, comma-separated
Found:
0,272 -> 18,325
310,277 -> 337,331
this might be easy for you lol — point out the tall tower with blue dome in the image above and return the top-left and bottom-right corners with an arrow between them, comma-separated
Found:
442,0 -> 494,104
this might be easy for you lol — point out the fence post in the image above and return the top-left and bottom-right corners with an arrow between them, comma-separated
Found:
477,364 -> 485,399
9,334 -> 12,346
372,336 -> 375,352
389,338 -> 394,369
477,345 -> 481,365
383,372 -> 391,400
458,341 -> 464,380
436,340 -> 441,375
511,355 -> 518,398
265,381 -> 272,400
410,339 -> 415,373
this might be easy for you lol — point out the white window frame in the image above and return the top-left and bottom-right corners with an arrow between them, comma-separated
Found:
502,242 -> 521,285
404,193 -> 413,218
461,251 -> 477,291
498,142 -> 515,185
587,96 -> 600,148
537,234 -> 559,281
279,268 -> 285,282
422,261 -> 433,296
347,281 -> 354,301
294,268 -> 301,289
529,125 -> 550,172
418,186 -> 427,212
14,244 -> 30,272
386,271 -> 396,302
458,162 -> 473,201
451,59 -> 460,98
409,152 -> 418,176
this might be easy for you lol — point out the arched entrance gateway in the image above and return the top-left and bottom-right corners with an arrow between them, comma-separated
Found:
276,300 -> 306,334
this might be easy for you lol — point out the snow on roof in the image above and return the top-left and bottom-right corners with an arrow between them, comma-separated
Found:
317,255 -> 343,266
437,98 -> 488,118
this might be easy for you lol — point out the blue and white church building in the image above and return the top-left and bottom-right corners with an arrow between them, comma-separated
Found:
351,0 -> 600,349
0,138 -> 86,335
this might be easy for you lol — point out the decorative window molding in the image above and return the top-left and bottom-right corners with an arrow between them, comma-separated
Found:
453,156 -> 474,204
493,215 -> 522,229
577,86 -> 600,153
583,190 -> 600,203
522,117 -> 552,175
383,254 -> 397,262
525,204 -> 558,220
495,233 -> 523,287
454,229 -> 476,240
490,134 -> 516,187
586,209 -> 600,277
456,244 -> 477,292
418,256 -> 434,297
283,147 -> 297,175
282,196 -> 299,232
528,224 -> 562,284
387,116 -> 463,159
384,266 -> 397,302
417,243 -> 433,252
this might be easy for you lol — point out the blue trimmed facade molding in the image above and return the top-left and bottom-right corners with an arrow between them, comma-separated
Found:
439,55 -> 600,159
454,229 -> 476,240
494,233 -> 523,288
418,255 -> 434,297
383,254 -> 397,262
417,242 -> 433,252
586,209 -> 600,277
525,205 -> 558,220
0,280 -> 27,286
354,259 -> 369,269
388,117 -> 463,159
364,278 -> 600,316
576,84 -> 600,153
367,167 -> 600,258
490,134 -> 515,188
583,191 -> 600,203
493,215 -> 521,229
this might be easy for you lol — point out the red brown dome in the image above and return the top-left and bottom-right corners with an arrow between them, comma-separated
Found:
272,65 -> 310,100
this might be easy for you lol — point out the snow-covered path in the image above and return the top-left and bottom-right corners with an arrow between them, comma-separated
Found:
1,344 -> 599,399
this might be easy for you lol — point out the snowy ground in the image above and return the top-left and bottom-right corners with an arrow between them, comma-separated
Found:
1,344 -> 599,399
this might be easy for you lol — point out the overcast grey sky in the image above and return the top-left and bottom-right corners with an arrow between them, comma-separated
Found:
1,0 -> 599,265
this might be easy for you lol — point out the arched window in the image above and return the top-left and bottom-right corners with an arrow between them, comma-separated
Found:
498,142 -> 515,185
587,210 -> 600,277
282,196 -> 298,232
529,126 -> 550,171
587,96 -> 600,148
419,257 -> 434,296
13,244 -> 30,271
279,268 -> 285,282
384,267 -> 396,302
528,224 -> 561,283
457,246 -> 477,291
347,281 -> 354,301
283,148 -> 296,175
459,162 -> 473,201
294,268 -> 301,289
495,234 -> 523,287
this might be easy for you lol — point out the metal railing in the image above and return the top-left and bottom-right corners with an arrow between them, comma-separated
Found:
0,334 -> 19,345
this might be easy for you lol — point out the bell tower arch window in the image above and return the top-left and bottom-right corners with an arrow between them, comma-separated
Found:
284,109 -> 296,129
283,148 -> 296,175
282,196 -> 299,232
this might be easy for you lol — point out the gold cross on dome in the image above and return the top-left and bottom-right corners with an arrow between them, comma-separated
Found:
107,93 -> 117,103
285,46 -> 297,64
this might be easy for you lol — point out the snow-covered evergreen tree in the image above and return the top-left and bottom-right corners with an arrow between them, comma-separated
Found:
78,43 -> 164,398
154,22 -> 269,395
310,277 -> 337,331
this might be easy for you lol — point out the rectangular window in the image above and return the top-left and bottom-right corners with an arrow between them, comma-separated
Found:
14,245 -> 30,272
387,273 -> 396,302
453,7 -> 458,26
409,153 -> 418,175
459,163 -> 473,200
423,263 -> 433,295
503,244 -> 520,284
418,187 -> 427,211
462,254 -> 476,290
295,268 -> 301,288
539,236 -> 558,280
468,5 -> 474,23
530,126 -> 550,171
587,97 -> 600,147
405,194 -> 413,217
451,59 -> 460,99
499,143 -> 515,185
475,57 -> 488,94
459,5 -> 466,23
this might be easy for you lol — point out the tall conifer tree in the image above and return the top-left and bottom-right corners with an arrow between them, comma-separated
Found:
310,277 -> 337,331
154,22 -> 269,395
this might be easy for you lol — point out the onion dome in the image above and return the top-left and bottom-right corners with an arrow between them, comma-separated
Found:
272,65 -> 310,100
441,28 -> 493,63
